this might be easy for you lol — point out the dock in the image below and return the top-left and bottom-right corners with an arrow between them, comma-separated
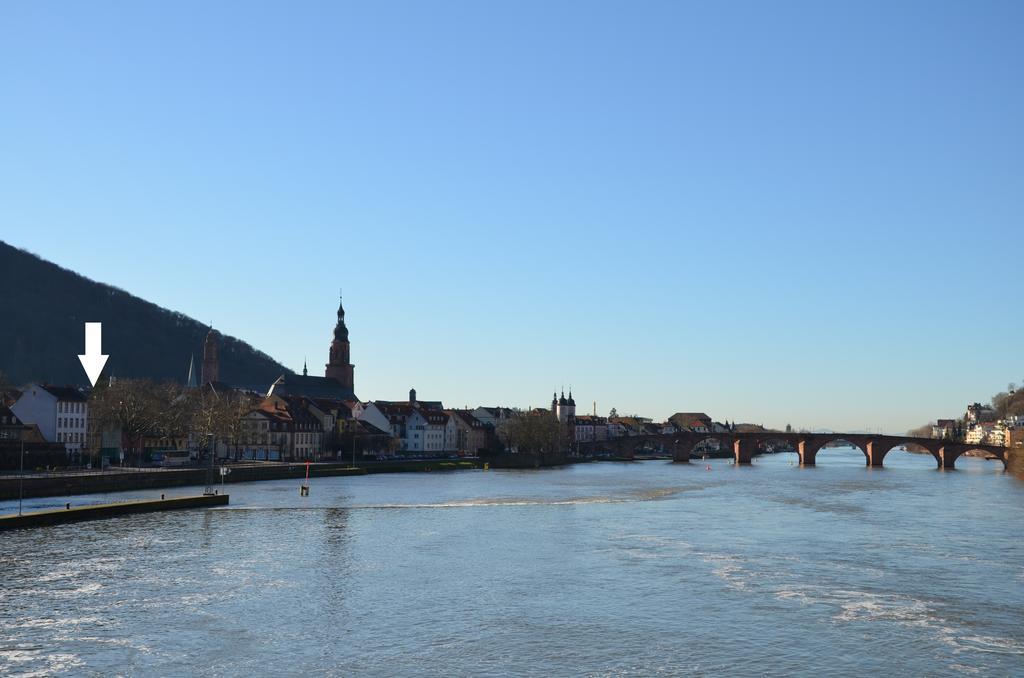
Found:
0,494 -> 229,530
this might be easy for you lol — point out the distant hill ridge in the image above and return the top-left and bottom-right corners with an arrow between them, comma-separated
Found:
0,240 -> 291,387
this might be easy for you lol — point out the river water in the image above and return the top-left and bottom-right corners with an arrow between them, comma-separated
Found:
1,449 -> 1022,676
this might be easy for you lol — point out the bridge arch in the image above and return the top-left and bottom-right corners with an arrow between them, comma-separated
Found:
800,437 -> 869,466
938,445 -> 1007,470
751,436 -> 800,464
673,435 -> 720,462
866,438 -> 942,468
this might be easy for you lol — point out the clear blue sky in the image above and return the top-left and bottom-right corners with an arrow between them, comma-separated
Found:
2,1 -> 1021,433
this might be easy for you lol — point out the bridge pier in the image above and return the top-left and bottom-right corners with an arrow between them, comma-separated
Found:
797,440 -> 823,466
671,440 -> 692,463
865,441 -> 888,467
734,439 -> 756,465
938,446 -> 960,470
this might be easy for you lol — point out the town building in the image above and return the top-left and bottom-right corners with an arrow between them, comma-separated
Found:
472,406 -> 515,431
0,405 -> 46,443
965,422 -> 1000,446
0,405 -> 67,470
932,419 -> 957,439
239,396 -> 324,461
359,390 -> 457,455
11,384 -> 89,458
965,403 -> 997,424
448,410 -> 488,456
606,420 -> 628,438
573,414 -> 608,443
669,412 -> 713,433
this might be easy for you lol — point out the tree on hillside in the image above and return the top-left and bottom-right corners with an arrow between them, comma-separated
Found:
993,387 -> 1024,419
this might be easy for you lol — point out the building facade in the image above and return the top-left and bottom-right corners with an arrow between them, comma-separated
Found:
11,384 -> 89,457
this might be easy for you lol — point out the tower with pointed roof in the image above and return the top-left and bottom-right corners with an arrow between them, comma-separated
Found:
325,295 -> 355,392
555,389 -> 576,423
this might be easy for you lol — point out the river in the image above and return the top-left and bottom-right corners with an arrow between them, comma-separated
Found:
1,448 -> 1022,676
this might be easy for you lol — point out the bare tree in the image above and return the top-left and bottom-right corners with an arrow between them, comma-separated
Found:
498,412 -> 566,456
907,422 -> 936,438
185,387 -> 255,461
89,379 -> 166,466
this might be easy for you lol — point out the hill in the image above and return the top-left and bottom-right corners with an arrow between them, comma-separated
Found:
0,240 -> 292,388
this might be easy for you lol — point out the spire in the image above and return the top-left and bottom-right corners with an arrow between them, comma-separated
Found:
333,293 -> 349,342
186,354 -> 198,388
303,358 -> 308,377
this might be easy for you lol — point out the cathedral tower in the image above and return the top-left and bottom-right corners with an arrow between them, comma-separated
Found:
325,295 -> 355,392
201,328 -> 220,384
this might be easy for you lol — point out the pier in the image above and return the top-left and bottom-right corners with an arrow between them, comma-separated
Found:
0,493 -> 229,530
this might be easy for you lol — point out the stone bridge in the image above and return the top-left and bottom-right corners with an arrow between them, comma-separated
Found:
580,432 -> 1008,470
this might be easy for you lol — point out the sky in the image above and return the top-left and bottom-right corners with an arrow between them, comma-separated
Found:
1,1 -> 1022,433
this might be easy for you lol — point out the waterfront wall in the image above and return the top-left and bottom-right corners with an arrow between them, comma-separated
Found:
0,494 -> 229,530
0,463 -> 367,501
0,460 -> 486,501
484,451 -> 569,469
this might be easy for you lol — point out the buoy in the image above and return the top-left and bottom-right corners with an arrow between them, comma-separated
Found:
300,460 -> 311,496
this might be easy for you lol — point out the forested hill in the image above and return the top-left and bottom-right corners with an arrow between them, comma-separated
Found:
0,240 -> 292,387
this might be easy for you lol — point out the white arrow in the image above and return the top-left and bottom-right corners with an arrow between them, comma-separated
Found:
77,322 -> 109,387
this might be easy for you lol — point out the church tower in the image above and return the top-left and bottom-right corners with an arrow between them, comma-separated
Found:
325,295 -> 355,393
201,328 -> 220,384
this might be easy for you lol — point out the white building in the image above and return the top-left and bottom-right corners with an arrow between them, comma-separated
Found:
607,421 -> 628,438
965,423 -> 1002,446
360,400 -> 458,455
11,384 -> 89,458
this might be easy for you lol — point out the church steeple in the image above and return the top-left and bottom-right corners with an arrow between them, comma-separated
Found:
325,292 -> 355,395
333,294 -> 349,342
202,327 -> 220,384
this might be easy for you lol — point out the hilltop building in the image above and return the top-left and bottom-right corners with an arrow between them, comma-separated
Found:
965,403 -> 997,424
